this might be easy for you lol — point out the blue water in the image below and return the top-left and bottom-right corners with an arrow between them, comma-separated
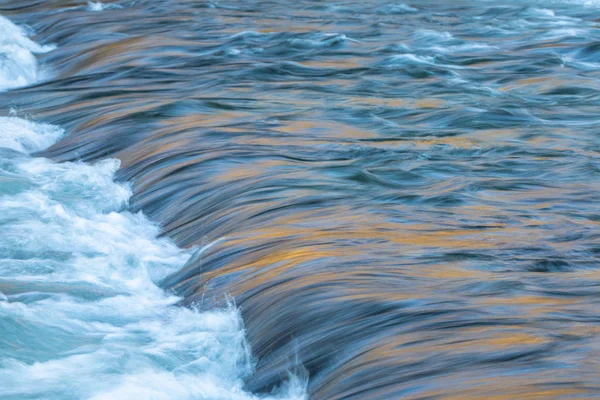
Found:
1,0 -> 600,399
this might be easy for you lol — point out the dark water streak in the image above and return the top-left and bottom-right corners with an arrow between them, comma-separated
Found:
2,0 -> 600,398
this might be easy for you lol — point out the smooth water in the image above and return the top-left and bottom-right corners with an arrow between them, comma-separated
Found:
1,0 -> 600,399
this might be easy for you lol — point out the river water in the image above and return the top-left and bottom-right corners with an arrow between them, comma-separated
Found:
1,1 -> 600,399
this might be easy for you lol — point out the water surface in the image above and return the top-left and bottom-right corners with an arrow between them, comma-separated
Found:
1,0 -> 600,399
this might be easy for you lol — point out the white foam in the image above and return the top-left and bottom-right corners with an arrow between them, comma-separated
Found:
0,116 -> 306,399
0,16 -> 54,91
87,2 -> 122,11
0,116 -> 64,153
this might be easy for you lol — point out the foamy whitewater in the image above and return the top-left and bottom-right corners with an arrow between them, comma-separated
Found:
0,16 -> 54,91
0,15 -> 304,400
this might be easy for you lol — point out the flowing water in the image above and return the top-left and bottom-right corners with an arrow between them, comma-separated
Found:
1,1 -> 600,399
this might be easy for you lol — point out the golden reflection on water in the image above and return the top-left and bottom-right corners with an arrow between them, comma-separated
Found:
276,120 -> 379,139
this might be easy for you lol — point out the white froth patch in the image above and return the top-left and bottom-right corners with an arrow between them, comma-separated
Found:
0,117 -> 64,153
0,16 -> 54,91
88,1 -> 105,11
87,2 -> 122,11
0,16 -> 54,54
0,116 -> 307,399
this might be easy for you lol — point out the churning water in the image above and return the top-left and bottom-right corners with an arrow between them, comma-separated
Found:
1,0 -> 600,399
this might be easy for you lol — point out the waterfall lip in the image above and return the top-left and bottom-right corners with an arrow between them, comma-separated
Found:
0,117 -> 64,154
87,2 -> 123,12
0,13 -> 306,400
